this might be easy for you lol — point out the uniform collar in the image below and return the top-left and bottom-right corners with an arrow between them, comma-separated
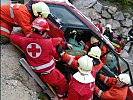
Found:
73,72 -> 95,84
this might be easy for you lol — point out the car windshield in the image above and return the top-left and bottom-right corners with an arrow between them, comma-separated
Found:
48,4 -> 85,27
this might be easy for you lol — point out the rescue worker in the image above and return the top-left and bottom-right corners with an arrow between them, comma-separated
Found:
0,1 -> 50,44
103,24 -> 114,41
84,36 -> 107,65
94,19 -> 103,34
10,18 -> 68,98
52,55 -> 95,100
61,46 -> 103,75
111,34 -> 124,55
94,73 -> 131,100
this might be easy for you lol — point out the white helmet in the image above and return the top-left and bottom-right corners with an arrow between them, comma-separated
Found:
78,55 -> 93,75
88,46 -> 101,59
32,2 -> 50,18
106,24 -> 113,32
118,73 -> 130,85
90,36 -> 99,44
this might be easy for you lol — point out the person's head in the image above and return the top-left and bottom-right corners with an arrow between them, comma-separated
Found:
32,18 -> 49,37
105,24 -> 112,32
32,2 -> 50,18
88,46 -> 101,60
78,55 -> 93,75
117,34 -> 122,41
116,73 -> 130,88
90,36 -> 99,46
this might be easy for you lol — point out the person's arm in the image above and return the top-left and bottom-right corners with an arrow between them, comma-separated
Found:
14,5 -> 32,35
10,34 -> 25,46
61,53 -> 78,70
99,74 -> 116,87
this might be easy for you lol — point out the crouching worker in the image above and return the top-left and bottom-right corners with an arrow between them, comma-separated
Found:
10,18 -> 68,98
94,73 -> 130,100
52,55 -> 95,100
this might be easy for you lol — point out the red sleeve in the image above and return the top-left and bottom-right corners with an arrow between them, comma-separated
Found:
14,5 -> 32,35
84,41 -> 91,52
10,34 -> 25,46
100,74 -> 116,87
61,54 -> 78,70
74,55 -> 81,60
50,37 -> 64,47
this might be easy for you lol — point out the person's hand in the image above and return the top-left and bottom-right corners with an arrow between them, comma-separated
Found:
51,96 -> 59,100
67,43 -> 73,49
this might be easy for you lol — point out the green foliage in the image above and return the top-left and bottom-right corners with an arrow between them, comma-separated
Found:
102,0 -> 133,14
104,0 -> 133,5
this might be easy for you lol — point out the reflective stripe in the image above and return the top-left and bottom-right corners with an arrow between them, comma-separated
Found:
41,66 -> 55,74
57,94 -> 64,97
68,56 -> 75,65
88,54 -> 100,59
111,42 -> 120,48
10,4 -> 18,25
10,4 -> 15,18
98,90 -> 103,97
85,45 -> 89,49
32,59 -> 55,70
104,76 -> 108,84
0,27 -> 10,34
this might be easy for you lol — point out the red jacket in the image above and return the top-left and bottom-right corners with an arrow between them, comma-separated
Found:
1,4 -> 32,35
64,76 -> 95,100
10,33 -> 64,73
94,23 -> 103,33
94,74 -> 128,100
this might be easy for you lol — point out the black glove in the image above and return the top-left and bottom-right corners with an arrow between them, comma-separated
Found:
56,45 -> 63,54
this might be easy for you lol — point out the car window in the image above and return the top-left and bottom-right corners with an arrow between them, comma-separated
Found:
48,4 -> 85,26
101,44 -> 130,76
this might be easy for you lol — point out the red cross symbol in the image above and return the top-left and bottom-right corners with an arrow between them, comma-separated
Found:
27,43 -> 41,57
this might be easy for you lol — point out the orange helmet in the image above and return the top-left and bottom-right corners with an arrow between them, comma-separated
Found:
32,18 -> 49,33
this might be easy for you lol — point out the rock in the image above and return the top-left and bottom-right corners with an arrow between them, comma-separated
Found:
87,8 -> 101,20
110,19 -> 120,29
121,18 -> 133,27
131,16 -> 133,20
113,11 -> 125,20
108,6 -> 117,14
103,5 -> 109,10
122,28 -> 131,37
99,18 -> 106,26
74,0 -> 97,9
93,2 -> 103,13
124,13 -> 131,18
102,10 -> 111,19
